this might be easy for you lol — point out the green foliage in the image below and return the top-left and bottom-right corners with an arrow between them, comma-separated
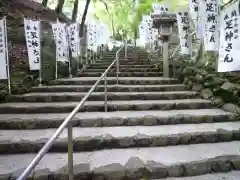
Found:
92,0 -> 188,40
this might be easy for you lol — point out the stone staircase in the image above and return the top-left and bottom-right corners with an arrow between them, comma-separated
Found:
0,48 -> 240,180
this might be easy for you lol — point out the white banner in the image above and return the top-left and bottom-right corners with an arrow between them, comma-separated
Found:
141,15 -> 154,43
152,4 -> 168,14
218,0 -> 240,72
189,0 -> 199,26
151,28 -> 158,41
139,22 -> 147,43
68,23 -> 80,58
52,22 -> 69,62
204,0 -> 219,51
176,11 -> 191,55
196,0 -> 205,39
24,19 -> 41,70
87,22 -> 98,52
0,17 -> 7,79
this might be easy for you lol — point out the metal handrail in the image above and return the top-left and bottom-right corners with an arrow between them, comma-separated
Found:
17,44 -> 126,180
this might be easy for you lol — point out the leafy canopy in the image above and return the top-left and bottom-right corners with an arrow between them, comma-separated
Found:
92,0 -> 188,40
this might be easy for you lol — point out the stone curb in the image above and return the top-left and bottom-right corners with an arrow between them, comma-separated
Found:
0,129 -> 239,154
0,100 -> 213,114
0,113 -> 234,129
29,84 -> 186,93
2,155 -> 240,180
8,92 -> 198,102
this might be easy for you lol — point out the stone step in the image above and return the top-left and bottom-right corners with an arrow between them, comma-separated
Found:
101,57 -> 140,60
93,61 -> 150,66
1,142 -> 240,179
162,171 -> 240,180
86,68 -> 159,72
51,77 -> 180,85
78,72 -> 163,77
88,64 -> 155,69
8,91 -> 198,102
0,99 -> 213,114
95,59 -> 149,63
0,109 -> 234,129
0,122 -> 240,154
30,84 -> 187,93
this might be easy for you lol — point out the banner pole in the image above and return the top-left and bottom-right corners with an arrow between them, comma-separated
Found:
39,20 -> 42,86
86,45 -> 88,65
64,24 -> 72,78
55,23 -> 58,79
4,17 -> 11,94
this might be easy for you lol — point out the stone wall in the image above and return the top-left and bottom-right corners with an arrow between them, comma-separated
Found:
173,59 -> 240,115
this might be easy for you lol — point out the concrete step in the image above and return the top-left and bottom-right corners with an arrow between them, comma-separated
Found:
8,91 -> 198,102
51,77 -> 180,85
0,109 -> 234,129
86,68 -> 159,72
0,99 -> 213,114
0,142 -> 240,179
78,72 -> 163,77
88,64 -> 155,69
30,84 -> 187,93
0,122 -> 240,153
162,171 -> 240,180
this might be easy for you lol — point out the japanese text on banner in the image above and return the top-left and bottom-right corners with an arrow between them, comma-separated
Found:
189,0 -> 199,26
152,4 -> 168,14
24,19 -> 41,70
0,17 -> 7,79
204,0 -> 219,51
68,23 -> 80,58
218,1 -> 240,72
52,22 -> 69,62
177,11 -> 191,55
87,22 -> 97,52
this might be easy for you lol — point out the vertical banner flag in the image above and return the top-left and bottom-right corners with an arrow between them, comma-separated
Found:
218,0 -> 240,72
24,19 -> 41,70
142,15 -> 153,44
189,0 -> 199,26
87,22 -> 97,52
176,11 -> 191,55
139,22 -> 146,43
196,0 -> 205,39
0,17 -> 8,79
152,4 -> 168,14
204,0 -> 219,51
52,22 -> 69,62
68,23 -> 80,58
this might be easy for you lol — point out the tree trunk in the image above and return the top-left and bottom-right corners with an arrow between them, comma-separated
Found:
80,0 -> 91,37
71,0 -> 79,22
55,0 -> 65,15
100,0 -> 115,36
42,0 -> 48,7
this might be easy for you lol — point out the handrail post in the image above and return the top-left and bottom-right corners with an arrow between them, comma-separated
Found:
68,122 -> 74,180
116,53 -> 119,85
125,40 -> 127,60
104,74 -> 108,112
